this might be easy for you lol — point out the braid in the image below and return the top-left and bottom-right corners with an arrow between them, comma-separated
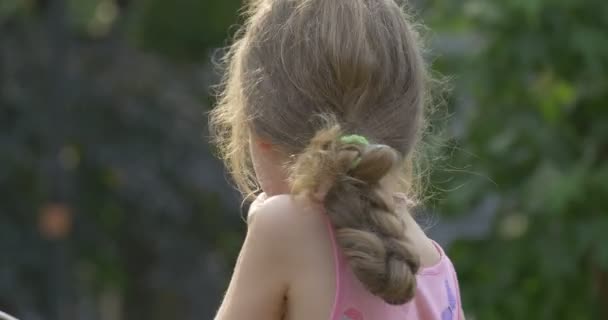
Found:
290,121 -> 421,305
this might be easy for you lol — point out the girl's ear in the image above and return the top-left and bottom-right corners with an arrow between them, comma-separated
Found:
256,139 -> 273,151
250,130 -> 273,151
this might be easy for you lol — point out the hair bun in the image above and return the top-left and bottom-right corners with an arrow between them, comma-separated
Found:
349,144 -> 399,184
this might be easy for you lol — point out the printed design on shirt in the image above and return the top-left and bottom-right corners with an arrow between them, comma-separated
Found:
340,307 -> 363,320
441,279 -> 457,320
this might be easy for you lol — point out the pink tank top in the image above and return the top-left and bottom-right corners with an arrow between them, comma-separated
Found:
325,220 -> 462,320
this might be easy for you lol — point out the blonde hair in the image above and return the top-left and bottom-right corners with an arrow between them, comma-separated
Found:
210,0 -> 429,304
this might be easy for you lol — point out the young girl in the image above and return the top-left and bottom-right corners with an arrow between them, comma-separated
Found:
210,0 -> 464,319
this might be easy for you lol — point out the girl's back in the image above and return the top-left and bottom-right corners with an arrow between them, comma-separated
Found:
253,195 -> 461,320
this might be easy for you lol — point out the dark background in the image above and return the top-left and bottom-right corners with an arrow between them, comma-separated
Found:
0,0 -> 606,319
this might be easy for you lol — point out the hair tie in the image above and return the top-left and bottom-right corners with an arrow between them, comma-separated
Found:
340,134 -> 369,169
340,134 -> 369,146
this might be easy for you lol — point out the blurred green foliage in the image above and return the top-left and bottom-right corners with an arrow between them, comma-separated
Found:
1,0 -> 606,319
1,1 -> 243,319
133,0 -> 242,60
425,0 -> 608,318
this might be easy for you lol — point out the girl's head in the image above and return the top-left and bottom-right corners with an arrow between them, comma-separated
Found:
211,0 -> 428,305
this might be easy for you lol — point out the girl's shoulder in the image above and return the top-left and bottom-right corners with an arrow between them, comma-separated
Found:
246,194 -> 328,252
248,194 -> 324,228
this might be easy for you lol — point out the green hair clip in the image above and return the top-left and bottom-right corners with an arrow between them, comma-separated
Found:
339,134 -> 369,146
339,134 -> 369,169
